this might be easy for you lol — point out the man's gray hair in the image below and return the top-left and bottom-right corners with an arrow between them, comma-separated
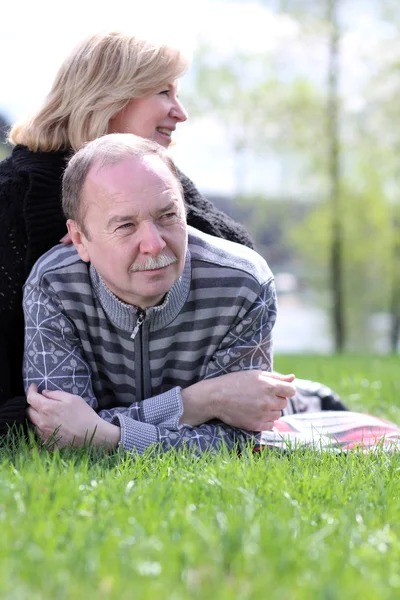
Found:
62,133 -> 183,234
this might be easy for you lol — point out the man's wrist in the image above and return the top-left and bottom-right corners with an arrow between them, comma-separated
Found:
94,420 -> 121,449
180,380 -> 217,426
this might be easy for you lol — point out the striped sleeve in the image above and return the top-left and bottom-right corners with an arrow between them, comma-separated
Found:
23,283 -> 97,404
204,278 -> 277,377
23,281 -> 253,455
112,279 -> 276,455
23,282 -> 257,454
112,413 -> 257,454
22,283 -> 181,429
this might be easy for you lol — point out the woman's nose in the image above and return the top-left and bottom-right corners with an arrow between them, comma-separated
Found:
170,98 -> 188,123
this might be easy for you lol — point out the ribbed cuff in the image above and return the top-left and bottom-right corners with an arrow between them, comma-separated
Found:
142,386 -> 183,428
111,414 -> 158,454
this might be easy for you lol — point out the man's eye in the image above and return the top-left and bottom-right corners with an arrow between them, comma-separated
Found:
117,223 -> 134,231
160,212 -> 177,220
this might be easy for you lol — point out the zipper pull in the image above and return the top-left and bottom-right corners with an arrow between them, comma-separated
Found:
131,309 -> 145,340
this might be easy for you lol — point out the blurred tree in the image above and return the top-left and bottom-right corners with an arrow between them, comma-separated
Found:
361,0 -> 400,353
268,0 -> 397,351
272,0 -> 346,350
186,2 -> 348,351
183,45 -> 325,196
186,0 -> 398,352
0,113 -> 11,160
326,0 -> 344,351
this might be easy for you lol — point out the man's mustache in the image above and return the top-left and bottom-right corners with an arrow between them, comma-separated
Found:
130,252 -> 178,272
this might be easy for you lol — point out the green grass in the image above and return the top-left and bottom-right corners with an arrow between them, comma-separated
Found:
1,355 -> 400,600
275,353 -> 400,423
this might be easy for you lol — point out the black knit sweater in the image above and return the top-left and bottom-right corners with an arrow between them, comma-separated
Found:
0,145 -> 254,431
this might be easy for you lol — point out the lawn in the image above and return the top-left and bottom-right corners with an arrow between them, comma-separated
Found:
1,354 -> 399,600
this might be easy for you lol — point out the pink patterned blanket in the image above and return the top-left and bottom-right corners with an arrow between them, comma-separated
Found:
256,411 -> 400,452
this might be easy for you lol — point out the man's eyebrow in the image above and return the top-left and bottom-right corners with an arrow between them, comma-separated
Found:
106,201 -> 179,229
106,214 -> 138,229
154,201 -> 177,216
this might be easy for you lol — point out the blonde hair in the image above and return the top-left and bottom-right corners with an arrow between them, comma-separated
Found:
9,31 -> 190,152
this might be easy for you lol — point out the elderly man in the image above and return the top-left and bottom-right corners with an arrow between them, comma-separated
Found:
23,134 -> 295,453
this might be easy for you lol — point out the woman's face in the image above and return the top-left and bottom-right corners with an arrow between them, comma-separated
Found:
109,80 -> 188,148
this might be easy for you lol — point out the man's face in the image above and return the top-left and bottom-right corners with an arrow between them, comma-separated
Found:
70,155 -> 187,309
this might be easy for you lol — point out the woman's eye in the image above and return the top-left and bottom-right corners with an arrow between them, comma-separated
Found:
158,89 -> 170,96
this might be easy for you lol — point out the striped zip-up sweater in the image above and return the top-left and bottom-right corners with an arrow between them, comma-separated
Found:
23,227 -> 277,454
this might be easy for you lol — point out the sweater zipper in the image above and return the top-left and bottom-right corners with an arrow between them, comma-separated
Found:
130,309 -> 146,340
131,308 -> 146,402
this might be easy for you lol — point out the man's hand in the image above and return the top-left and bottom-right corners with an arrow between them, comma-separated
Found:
26,384 -> 121,449
181,371 -> 296,431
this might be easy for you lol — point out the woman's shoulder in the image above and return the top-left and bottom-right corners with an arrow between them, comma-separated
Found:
0,145 -> 71,182
0,151 -> 24,211
176,168 -> 215,213
0,153 -> 14,183
0,145 -> 70,211
176,167 -> 255,249
0,149 -> 29,215
176,168 -> 201,198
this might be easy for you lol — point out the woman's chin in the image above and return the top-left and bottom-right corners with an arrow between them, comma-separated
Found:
154,132 -> 172,148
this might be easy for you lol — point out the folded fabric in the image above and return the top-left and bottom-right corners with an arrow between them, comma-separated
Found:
256,411 -> 400,453
285,378 -> 348,414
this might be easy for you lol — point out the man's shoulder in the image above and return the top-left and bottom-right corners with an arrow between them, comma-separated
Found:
188,226 -> 273,285
26,244 -> 86,287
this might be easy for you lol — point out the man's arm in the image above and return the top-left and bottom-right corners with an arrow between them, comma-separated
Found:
23,283 -> 259,453
178,278 -> 296,430
26,384 -> 257,454
180,371 -> 295,431
23,283 -> 182,428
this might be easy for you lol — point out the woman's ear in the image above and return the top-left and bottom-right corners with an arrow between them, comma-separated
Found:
67,219 -> 91,262
108,103 -> 128,133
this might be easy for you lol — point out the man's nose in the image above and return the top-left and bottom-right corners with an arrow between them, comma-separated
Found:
170,98 -> 188,123
138,221 -> 166,255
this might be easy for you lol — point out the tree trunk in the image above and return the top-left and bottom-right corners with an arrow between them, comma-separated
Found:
389,216 -> 400,353
327,0 -> 345,351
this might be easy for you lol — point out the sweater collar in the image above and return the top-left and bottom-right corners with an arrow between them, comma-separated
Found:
90,249 -> 192,333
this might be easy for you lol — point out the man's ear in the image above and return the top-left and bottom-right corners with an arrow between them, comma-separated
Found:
67,219 -> 90,263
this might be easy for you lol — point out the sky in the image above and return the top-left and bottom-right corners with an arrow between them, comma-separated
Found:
0,0 -> 296,194
1,0 -> 391,352
0,0 -> 385,195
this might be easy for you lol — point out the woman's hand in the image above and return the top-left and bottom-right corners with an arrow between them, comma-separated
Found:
59,233 -> 72,245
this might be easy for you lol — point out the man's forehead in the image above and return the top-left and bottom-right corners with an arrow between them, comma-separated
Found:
87,154 -> 178,189
82,154 -> 183,217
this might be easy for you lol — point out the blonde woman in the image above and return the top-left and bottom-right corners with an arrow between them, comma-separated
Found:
0,31 -> 346,434
0,31 -> 255,431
